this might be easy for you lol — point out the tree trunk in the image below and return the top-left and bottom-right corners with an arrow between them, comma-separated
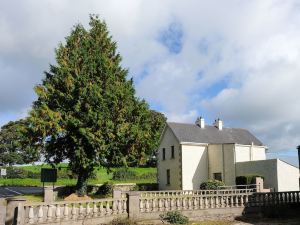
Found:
76,169 -> 89,196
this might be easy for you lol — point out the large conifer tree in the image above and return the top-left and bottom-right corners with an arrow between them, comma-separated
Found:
30,16 -> 165,195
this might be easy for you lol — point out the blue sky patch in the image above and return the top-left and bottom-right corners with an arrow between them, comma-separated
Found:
202,78 -> 229,99
158,22 -> 183,54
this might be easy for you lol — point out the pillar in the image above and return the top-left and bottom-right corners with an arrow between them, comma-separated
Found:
127,192 -> 140,219
44,186 -> 54,203
5,197 -> 26,225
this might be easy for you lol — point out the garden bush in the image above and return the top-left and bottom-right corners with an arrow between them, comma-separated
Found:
6,167 -> 28,179
96,182 -> 114,197
235,174 -> 264,187
160,211 -> 189,224
112,168 -> 138,180
200,180 -> 225,190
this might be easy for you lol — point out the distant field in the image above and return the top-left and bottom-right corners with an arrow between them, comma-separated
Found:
0,164 -> 157,187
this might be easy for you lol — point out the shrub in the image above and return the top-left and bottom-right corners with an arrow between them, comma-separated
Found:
138,172 -> 157,180
112,168 -> 137,180
200,180 -> 225,190
160,211 -> 189,224
96,182 -> 114,196
236,174 -> 264,187
236,176 -> 247,186
6,167 -> 28,179
109,218 -> 137,225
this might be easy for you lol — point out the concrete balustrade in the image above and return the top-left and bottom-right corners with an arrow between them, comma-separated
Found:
10,190 -> 300,224
19,198 -> 127,225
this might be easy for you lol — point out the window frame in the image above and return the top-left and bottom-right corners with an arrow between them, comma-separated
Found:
166,169 -> 170,185
213,172 -> 222,181
162,148 -> 166,160
171,146 -> 175,159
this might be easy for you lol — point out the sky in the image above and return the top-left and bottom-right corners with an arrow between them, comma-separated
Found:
0,0 -> 299,166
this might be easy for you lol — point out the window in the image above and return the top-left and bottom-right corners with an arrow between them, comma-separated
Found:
213,173 -> 222,181
162,148 -> 166,160
171,146 -> 175,159
166,169 -> 170,185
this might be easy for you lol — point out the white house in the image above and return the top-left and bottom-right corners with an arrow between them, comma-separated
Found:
157,117 -> 299,192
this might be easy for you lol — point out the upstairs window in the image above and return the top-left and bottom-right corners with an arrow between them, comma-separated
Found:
171,146 -> 175,159
162,148 -> 166,160
166,169 -> 170,185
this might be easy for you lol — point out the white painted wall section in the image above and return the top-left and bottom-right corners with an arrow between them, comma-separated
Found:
181,144 -> 208,190
277,159 -> 299,191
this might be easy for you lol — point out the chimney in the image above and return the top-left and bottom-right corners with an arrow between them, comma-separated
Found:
195,116 -> 205,128
214,118 -> 223,130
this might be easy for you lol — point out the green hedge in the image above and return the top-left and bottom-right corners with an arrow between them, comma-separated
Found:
4,167 -> 78,179
200,180 -> 225,190
236,174 -> 264,186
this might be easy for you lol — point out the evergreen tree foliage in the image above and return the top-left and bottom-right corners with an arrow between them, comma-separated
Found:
30,15 -> 166,195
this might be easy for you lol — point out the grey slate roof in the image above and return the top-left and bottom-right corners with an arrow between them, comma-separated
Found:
167,122 -> 263,146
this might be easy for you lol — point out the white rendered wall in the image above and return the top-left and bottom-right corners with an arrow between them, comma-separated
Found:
157,126 -> 181,190
277,159 -> 299,191
181,144 -> 208,190
235,145 -> 266,162
235,145 -> 251,162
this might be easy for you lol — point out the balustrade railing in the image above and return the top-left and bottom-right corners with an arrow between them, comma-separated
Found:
249,191 -> 300,207
139,193 -> 251,212
22,198 -> 127,225
139,188 -> 255,198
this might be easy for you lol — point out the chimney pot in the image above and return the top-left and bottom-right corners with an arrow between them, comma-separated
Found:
195,117 -> 205,128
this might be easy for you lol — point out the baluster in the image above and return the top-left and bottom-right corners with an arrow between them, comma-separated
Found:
245,195 -> 249,206
158,199 -> 163,211
152,199 -> 157,212
140,199 -> 144,212
29,206 -> 35,224
47,205 -> 53,221
164,198 -> 169,211
99,202 -> 104,216
112,200 -> 117,215
176,198 -> 181,210
199,196 -> 203,209
38,205 -> 44,222
63,204 -> 69,220
146,199 -> 150,212
93,202 -> 98,217
240,195 -> 244,206
204,197 -> 208,209
86,202 -> 91,217
216,196 -> 219,208
225,196 -> 229,207
106,201 -> 111,215
71,203 -> 76,219
123,200 -> 127,213
230,196 -> 234,207
79,203 -> 84,218
171,198 -> 175,210
193,197 -> 198,210
56,204 -> 61,220
182,197 -> 186,210
210,196 -> 214,208
188,197 -> 192,209
118,200 -> 122,214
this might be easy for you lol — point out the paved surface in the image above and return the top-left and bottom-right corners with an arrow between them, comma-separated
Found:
0,186 -> 43,198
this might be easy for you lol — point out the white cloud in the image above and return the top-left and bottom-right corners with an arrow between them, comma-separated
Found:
0,0 -> 300,162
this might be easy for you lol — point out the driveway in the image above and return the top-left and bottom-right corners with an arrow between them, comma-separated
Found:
0,186 -> 43,198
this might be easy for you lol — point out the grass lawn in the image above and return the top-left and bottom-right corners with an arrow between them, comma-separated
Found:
0,165 -> 157,187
